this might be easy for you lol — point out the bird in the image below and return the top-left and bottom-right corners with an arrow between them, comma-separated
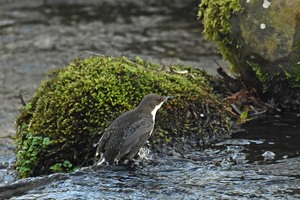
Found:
94,93 -> 173,165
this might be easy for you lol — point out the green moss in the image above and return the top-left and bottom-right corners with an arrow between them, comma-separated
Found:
199,0 -> 243,72
15,56 -> 232,178
250,60 -> 300,89
283,62 -> 300,88
247,59 -> 300,105
247,61 -> 269,90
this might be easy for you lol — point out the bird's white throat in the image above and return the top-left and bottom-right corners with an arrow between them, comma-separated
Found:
151,101 -> 164,121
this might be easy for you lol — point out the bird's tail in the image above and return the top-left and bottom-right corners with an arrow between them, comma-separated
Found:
93,140 -> 106,165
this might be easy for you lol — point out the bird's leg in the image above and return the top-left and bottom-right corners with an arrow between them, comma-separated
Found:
95,155 -> 107,166
113,157 -> 120,165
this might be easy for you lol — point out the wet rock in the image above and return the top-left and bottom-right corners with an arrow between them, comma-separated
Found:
262,151 -> 275,161
200,0 -> 300,110
0,173 -> 69,200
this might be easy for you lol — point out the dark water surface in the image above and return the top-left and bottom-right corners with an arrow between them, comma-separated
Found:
0,0 -> 300,199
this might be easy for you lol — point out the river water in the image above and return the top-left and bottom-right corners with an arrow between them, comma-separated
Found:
0,0 -> 299,199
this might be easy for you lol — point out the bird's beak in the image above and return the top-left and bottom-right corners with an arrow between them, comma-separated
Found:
165,96 -> 174,101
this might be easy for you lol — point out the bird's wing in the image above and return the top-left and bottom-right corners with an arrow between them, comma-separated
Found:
120,117 -> 153,152
94,119 -> 119,161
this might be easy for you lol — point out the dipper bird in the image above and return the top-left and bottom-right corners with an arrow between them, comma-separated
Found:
94,93 -> 173,165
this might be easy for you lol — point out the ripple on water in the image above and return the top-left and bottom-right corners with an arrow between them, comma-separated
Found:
2,149 -> 299,199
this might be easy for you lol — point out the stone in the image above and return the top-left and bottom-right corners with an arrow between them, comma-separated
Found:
15,56 -> 232,177
200,0 -> 300,110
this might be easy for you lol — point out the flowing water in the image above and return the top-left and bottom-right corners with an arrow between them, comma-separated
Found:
0,0 -> 299,199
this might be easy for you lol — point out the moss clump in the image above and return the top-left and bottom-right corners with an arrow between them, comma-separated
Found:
15,56 -> 232,178
248,60 -> 300,110
198,0 -> 243,72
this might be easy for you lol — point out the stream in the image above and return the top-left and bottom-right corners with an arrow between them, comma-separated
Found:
0,0 -> 299,199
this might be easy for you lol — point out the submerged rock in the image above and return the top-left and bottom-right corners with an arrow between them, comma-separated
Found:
199,0 -> 300,111
14,56 -> 232,178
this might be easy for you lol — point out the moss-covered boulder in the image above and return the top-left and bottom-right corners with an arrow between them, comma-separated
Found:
199,0 -> 300,111
15,56 -> 231,178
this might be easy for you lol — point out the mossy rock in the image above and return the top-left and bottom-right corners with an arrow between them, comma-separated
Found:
15,56 -> 232,178
199,0 -> 300,111
198,0 -> 242,72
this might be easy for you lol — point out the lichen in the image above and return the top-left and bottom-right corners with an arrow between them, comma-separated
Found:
15,56 -> 232,178
198,0 -> 243,72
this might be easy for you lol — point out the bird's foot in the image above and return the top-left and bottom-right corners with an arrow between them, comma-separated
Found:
117,158 -> 140,167
95,157 -> 108,166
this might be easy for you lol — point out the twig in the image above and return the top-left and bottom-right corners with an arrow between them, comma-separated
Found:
19,93 -> 26,106
78,51 -> 107,58
231,103 -> 242,115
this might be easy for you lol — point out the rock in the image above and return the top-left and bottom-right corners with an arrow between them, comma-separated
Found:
199,0 -> 300,111
14,56 -> 232,178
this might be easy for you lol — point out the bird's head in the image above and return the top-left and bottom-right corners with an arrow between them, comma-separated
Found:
138,94 -> 173,118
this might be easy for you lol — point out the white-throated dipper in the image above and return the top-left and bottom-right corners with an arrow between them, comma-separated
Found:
94,93 -> 173,165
